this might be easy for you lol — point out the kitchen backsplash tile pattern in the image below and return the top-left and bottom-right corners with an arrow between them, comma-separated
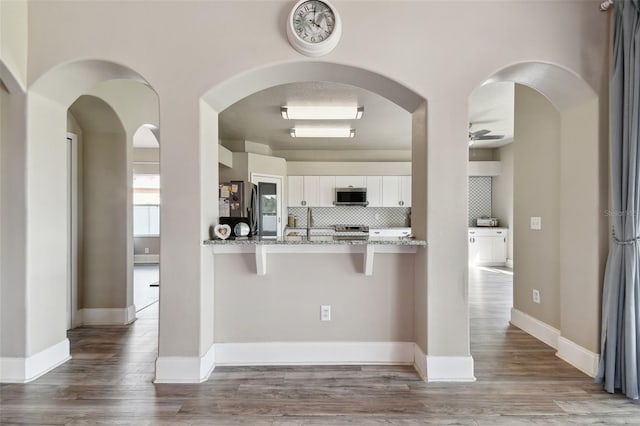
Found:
468,177 -> 492,226
288,207 -> 411,228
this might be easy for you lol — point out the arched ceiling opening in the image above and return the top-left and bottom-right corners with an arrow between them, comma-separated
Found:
468,61 -> 599,149
69,95 -> 125,134
483,62 -> 597,113
202,61 -> 425,114
30,59 -> 152,108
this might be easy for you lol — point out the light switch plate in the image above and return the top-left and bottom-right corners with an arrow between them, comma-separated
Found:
530,216 -> 542,230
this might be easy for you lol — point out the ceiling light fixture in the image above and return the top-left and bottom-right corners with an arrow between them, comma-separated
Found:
290,127 -> 356,138
281,106 -> 364,120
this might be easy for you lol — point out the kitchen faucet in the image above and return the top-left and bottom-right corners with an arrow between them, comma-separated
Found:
307,207 -> 313,237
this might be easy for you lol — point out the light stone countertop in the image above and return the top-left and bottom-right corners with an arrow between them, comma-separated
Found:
203,236 -> 426,246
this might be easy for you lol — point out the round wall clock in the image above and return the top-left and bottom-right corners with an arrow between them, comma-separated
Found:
286,0 -> 342,57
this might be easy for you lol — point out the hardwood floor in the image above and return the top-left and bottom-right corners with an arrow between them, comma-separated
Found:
2,267 -> 639,425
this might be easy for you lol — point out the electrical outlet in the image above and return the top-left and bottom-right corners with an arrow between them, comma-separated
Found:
320,305 -> 331,321
144,247 -> 150,254
530,217 -> 542,230
533,289 -> 541,304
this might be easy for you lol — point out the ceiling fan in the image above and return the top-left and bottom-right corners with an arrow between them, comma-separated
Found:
468,124 -> 504,145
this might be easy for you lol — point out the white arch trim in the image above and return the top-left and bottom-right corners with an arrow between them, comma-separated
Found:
482,61 -> 598,112
202,61 -> 425,113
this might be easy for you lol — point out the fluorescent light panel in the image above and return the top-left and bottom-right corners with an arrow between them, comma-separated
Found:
281,106 -> 364,120
290,127 -> 355,138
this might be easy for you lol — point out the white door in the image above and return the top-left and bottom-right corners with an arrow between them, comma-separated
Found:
252,173 -> 284,239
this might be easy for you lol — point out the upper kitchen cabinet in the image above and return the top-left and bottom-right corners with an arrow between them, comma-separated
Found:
382,176 -> 411,207
318,176 -> 336,207
288,176 -> 334,207
366,176 -> 383,207
335,176 -> 366,188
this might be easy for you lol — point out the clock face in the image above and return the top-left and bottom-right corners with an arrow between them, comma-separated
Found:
292,0 -> 336,44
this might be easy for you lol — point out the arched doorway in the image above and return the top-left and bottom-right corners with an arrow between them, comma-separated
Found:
0,59 -> 159,383
157,61 -> 475,383
466,61 -> 606,377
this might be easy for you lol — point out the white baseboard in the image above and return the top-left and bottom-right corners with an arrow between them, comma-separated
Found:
134,254 -> 159,264
1,339 -> 71,383
426,355 -> 476,382
556,336 -> 600,378
154,344 -> 216,383
510,308 -> 599,377
413,343 -> 427,380
510,308 -> 559,349
214,341 -> 415,366
80,305 -> 136,325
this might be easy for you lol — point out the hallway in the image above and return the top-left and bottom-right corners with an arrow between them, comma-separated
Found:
1,268 -> 638,424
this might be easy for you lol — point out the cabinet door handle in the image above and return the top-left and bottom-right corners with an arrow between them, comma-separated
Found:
504,237 -> 506,243
399,201 -> 404,206
301,200 -> 306,206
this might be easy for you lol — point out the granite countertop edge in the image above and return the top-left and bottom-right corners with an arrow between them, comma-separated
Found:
203,238 -> 427,247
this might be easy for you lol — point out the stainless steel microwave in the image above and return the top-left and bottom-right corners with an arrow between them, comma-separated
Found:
334,187 -> 368,206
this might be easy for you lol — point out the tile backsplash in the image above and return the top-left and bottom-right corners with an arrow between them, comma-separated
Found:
468,177 -> 492,226
288,207 -> 411,228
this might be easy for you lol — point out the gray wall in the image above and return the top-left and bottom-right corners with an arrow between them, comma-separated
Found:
215,253 -> 415,342
492,143 -> 514,263
513,84 -> 561,328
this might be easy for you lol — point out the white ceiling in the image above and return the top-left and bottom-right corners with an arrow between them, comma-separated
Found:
468,81 -> 515,149
218,80 -> 514,158
133,125 -> 159,148
218,81 -> 411,158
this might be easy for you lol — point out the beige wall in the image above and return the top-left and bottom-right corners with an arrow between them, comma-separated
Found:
0,0 -> 28,88
559,97 -> 605,352
513,84 -> 561,328
9,0 -> 608,376
81,130 -> 128,309
0,82 -> 27,357
492,143 -> 514,263
215,253 -> 415,343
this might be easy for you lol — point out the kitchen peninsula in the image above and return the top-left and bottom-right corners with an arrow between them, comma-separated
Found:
205,234 -> 426,276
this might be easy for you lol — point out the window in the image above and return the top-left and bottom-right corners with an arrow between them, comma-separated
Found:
134,174 -> 160,236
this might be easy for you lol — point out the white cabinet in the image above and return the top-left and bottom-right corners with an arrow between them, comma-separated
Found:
288,176 -> 304,207
370,228 -> 411,237
288,176 -> 334,207
335,176 -> 366,188
366,176 -> 383,207
468,228 -> 508,266
400,175 -> 412,207
303,176 -> 319,206
382,176 -> 411,207
318,176 -> 335,207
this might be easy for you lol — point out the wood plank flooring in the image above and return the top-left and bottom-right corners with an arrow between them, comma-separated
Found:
2,267 -> 639,425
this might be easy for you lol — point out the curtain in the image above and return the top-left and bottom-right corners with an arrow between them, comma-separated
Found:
596,0 -> 640,400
